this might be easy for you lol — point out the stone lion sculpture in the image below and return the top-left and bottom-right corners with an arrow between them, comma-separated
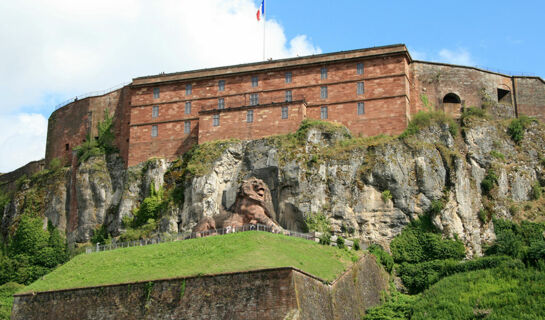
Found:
193,177 -> 281,235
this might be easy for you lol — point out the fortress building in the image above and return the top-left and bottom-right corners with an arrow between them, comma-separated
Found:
44,44 -> 545,168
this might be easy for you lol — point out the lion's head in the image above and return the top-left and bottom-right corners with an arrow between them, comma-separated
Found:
237,177 -> 276,222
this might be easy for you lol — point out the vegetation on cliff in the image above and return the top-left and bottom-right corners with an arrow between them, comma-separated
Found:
364,218 -> 545,320
21,231 -> 358,293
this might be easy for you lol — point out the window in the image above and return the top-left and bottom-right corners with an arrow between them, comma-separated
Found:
357,82 -> 364,95
151,125 -> 158,137
184,121 -> 190,134
285,72 -> 292,83
218,98 -> 225,109
247,110 -> 254,123
153,88 -> 160,99
321,106 -> 328,119
285,90 -> 292,102
281,106 -> 288,119
358,102 -> 365,115
152,105 -> 159,118
213,114 -> 220,127
251,76 -> 258,87
65,143 -> 69,151
185,102 -> 191,114
185,84 -> 192,95
357,62 -> 364,75
320,86 -> 328,99
321,67 -> 328,80
250,93 -> 259,106
218,80 -> 225,91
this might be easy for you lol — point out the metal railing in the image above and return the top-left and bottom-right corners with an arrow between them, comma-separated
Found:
54,82 -> 131,110
86,223 -> 315,254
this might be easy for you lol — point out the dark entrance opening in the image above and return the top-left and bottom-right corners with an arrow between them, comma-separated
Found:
497,88 -> 512,105
442,93 -> 462,118
443,93 -> 461,104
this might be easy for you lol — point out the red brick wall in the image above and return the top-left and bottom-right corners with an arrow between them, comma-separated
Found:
128,54 -> 410,166
45,89 -> 130,167
198,103 -> 306,143
514,77 -> 545,121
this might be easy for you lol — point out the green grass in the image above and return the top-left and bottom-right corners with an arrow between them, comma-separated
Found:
411,266 -> 545,320
21,231 -> 358,293
0,282 -> 23,320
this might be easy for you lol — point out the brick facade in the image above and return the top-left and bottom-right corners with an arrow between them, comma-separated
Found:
42,44 -> 545,169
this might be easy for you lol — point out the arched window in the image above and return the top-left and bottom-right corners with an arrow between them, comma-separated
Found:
443,93 -> 461,104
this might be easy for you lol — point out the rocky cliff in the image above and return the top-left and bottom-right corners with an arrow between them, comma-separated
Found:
2,115 -> 545,256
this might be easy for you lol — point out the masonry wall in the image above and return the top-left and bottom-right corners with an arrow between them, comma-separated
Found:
45,88 -> 131,167
0,160 -> 45,193
128,53 -> 410,165
198,102 -> 306,143
12,268 -> 298,320
411,62 -> 516,118
514,77 -> 545,122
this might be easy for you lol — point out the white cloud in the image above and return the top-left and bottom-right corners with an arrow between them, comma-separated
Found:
438,48 -> 474,66
0,0 -> 321,172
0,114 -> 47,173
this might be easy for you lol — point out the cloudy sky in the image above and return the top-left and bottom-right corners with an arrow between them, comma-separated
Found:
0,0 -> 543,172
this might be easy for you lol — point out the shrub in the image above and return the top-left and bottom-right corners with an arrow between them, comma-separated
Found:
363,284 -> 416,320
132,185 -> 166,228
336,236 -> 345,249
368,244 -> 394,273
74,110 -> 118,163
508,115 -> 535,144
381,190 -> 392,202
305,213 -> 331,234
478,209 -> 489,224
461,106 -> 487,120
532,181 -> 542,200
490,150 -> 505,161
47,157 -> 63,171
318,233 -> 331,245
119,219 -> 157,242
352,239 -> 360,251
428,199 -> 444,215
481,169 -> 498,195
397,255 -> 519,294
91,224 -> 111,245
390,219 -> 465,264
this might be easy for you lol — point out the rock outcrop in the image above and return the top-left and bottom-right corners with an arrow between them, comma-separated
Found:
2,117 -> 545,256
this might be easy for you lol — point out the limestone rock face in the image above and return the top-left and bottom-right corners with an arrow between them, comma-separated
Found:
3,119 -> 545,257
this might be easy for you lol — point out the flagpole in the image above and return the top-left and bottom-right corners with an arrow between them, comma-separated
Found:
262,1 -> 266,61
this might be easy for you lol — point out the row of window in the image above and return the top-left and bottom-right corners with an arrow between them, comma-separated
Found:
151,63 -> 365,99
151,83 -> 364,118
150,102 -> 365,137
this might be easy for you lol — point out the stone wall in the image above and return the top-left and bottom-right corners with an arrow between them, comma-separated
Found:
0,160 -> 45,193
514,77 -> 545,121
45,88 -> 131,167
411,62 -> 516,117
12,255 -> 389,320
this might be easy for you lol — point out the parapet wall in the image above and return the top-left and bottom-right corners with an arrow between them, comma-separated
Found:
0,159 -> 45,193
12,254 -> 388,320
514,77 -> 545,122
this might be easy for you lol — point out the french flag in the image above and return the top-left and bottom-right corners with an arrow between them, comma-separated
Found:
256,0 -> 265,21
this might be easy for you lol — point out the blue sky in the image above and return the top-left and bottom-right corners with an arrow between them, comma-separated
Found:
0,0 -> 543,172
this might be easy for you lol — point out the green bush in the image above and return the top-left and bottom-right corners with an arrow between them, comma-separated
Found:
381,190 -> 392,202
508,115 -> 536,144
428,200 -> 444,215
532,181 -> 542,200
319,233 -> 331,245
390,219 -> 465,264
481,168 -> 498,195
368,244 -> 394,273
0,282 -> 24,320
0,192 -> 9,220
397,255 -> 520,294
461,106 -> 487,120
119,219 -> 157,242
132,185 -> 166,228
352,239 -> 360,251
74,110 -> 118,163
47,157 -> 63,171
90,224 -> 111,245
363,284 -> 416,320
487,219 -> 545,266
305,213 -> 331,234
8,216 -> 49,257
336,236 -> 345,249
490,150 -> 505,161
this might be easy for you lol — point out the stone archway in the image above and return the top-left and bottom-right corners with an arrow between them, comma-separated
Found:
442,93 -> 462,118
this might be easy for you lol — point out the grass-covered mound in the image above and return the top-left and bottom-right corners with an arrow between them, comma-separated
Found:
411,265 -> 545,320
21,231 -> 358,293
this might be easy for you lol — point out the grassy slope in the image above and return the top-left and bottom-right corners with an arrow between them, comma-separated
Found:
411,266 -> 545,320
22,231 -> 358,293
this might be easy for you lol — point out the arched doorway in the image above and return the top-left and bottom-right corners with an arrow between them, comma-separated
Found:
442,93 -> 462,118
